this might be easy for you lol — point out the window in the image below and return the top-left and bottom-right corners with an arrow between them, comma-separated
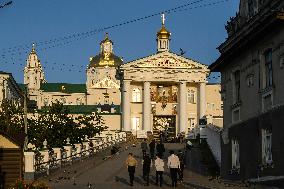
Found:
131,117 -> 140,131
232,108 -> 240,123
232,139 -> 240,169
59,98 -> 66,104
207,103 -> 215,109
262,93 -> 272,111
43,98 -> 48,106
264,49 -> 273,88
187,90 -> 195,103
262,129 -> 273,164
132,88 -> 141,102
188,118 -> 195,131
76,98 -> 82,105
246,74 -> 254,87
234,70 -> 240,103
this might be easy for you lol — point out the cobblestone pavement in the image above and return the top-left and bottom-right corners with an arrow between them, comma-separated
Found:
41,143 -> 199,189
40,142 -> 273,189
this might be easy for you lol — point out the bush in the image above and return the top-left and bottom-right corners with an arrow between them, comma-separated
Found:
11,179 -> 50,189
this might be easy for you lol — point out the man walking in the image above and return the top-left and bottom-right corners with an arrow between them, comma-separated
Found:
126,153 -> 138,186
154,154 -> 164,187
149,139 -> 156,159
141,139 -> 148,157
168,150 -> 180,187
177,150 -> 185,182
142,154 -> 152,186
156,140 -> 165,158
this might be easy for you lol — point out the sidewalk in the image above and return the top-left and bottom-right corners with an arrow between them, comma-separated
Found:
182,143 -> 278,189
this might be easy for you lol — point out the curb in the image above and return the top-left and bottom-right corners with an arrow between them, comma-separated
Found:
182,181 -> 219,189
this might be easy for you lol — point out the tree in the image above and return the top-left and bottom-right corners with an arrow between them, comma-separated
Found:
0,99 -> 24,135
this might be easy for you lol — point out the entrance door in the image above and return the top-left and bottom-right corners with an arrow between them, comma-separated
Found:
153,115 -> 176,140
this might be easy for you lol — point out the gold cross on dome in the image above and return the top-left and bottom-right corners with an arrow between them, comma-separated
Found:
161,13 -> 165,25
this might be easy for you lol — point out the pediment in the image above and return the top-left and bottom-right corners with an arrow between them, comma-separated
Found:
122,51 -> 207,70
92,77 -> 120,89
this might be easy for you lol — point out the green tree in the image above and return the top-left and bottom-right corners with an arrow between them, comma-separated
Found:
0,99 -> 24,134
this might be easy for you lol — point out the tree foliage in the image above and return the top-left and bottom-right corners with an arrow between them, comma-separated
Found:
0,100 -> 107,149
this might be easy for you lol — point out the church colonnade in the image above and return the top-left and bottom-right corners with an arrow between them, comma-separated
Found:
121,80 -> 206,133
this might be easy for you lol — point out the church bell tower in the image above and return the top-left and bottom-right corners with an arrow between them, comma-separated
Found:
24,44 -> 46,91
157,14 -> 171,53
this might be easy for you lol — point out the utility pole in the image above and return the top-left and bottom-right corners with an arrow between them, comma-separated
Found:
24,88 -> 28,151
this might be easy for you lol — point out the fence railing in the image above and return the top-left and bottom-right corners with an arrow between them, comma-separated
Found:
24,131 -> 127,180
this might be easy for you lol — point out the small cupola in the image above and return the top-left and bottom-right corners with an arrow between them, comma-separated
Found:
100,33 -> 113,54
157,13 -> 171,53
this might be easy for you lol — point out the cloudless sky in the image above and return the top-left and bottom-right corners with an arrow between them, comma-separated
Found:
0,0 -> 239,83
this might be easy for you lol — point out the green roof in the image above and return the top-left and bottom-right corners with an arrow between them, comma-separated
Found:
38,104 -> 121,115
18,84 -> 27,92
40,83 -> 86,93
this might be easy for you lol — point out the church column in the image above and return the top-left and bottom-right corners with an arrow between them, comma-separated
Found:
178,81 -> 187,133
143,81 -> 151,132
122,80 -> 131,131
198,82 -> 206,119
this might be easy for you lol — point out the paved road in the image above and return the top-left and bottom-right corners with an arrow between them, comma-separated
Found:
42,143 -> 198,189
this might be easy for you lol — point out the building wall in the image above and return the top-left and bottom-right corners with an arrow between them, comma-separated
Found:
0,135 -> 19,148
0,73 -> 23,105
100,114 -> 121,131
221,24 -> 284,128
214,0 -> 284,181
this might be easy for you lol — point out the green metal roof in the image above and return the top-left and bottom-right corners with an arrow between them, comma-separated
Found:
18,84 -> 27,92
38,104 -> 121,115
40,83 -> 86,93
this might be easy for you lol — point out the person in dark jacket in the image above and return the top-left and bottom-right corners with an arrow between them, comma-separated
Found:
156,141 -> 165,158
149,139 -> 156,159
141,139 -> 148,157
177,150 -> 185,182
142,154 -> 152,186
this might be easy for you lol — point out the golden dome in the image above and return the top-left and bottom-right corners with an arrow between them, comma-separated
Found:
100,33 -> 113,44
157,24 -> 171,39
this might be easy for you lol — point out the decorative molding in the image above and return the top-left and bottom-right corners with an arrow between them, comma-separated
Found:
91,77 -> 120,89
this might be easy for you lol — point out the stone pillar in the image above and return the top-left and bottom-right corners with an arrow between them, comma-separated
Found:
83,141 -> 90,156
143,81 -> 151,132
74,143 -> 82,157
122,80 -> 131,131
199,82 -> 206,119
63,145 -> 72,161
40,150 -> 50,173
53,148 -> 61,165
24,151 -> 35,180
178,81 -> 187,133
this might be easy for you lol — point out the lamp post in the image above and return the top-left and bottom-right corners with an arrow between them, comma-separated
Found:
24,86 -> 28,151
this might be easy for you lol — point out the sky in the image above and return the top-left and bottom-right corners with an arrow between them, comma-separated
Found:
0,0 -> 239,84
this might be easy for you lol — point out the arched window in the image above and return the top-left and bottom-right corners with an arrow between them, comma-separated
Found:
59,98 -> 66,104
76,98 -> 82,105
187,90 -> 195,103
132,88 -> 141,102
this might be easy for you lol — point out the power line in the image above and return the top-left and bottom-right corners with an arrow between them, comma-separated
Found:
1,0 -> 229,56
0,1 -> 12,9
0,0 -> 230,75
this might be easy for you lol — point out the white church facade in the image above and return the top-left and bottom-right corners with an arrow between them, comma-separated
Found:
22,16 -> 223,137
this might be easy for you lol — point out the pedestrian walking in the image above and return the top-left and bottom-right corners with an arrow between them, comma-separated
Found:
142,154 -> 152,186
168,150 -> 180,187
149,139 -> 156,159
141,139 -> 148,157
126,153 -> 138,186
156,140 -> 165,158
154,154 -> 164,187
177,150 -> 185,182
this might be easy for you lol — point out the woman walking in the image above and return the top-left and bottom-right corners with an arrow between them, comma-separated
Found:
126,153 -> 138,186
154,154 -> 164,187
